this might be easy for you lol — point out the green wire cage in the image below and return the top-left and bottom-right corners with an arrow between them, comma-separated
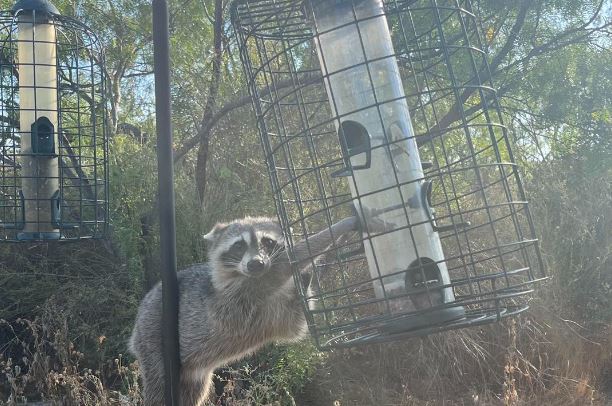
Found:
232,0 -> 546,349
0,0 -> 109,241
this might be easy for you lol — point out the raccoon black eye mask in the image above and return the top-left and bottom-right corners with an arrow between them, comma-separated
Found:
220,239 -> 247,266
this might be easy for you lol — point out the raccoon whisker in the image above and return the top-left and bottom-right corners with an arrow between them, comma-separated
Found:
221,260 -> 243,267
270,250 -> 287,263
221,255 -> 244,261
269,248 -> 283,258
271,244 -> 286,256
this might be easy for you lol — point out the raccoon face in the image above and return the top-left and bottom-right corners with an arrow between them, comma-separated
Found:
205,217 -> 286,281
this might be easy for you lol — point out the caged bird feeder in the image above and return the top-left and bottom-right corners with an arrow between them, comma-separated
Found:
0,0 -> 108,241
232,0 -> 546,349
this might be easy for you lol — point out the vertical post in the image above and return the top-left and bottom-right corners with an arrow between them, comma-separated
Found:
152,0 -> 181,405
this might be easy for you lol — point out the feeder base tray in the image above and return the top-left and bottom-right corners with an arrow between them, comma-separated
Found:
379,306 -> 466,335
17,231 -> 61,241
322,306 -> 532,349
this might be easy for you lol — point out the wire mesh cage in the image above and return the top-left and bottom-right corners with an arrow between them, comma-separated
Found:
232,0 -> 546,349
0,0 -> 109,241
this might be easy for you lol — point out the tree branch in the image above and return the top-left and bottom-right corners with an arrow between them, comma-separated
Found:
418,1 -> 531,144
195,0 -> 225,203
117,122 -> 148,143
416,0 -> 609,143
173,71 -> 322,162
123,70 -> 154,78
60,132 -> 96,203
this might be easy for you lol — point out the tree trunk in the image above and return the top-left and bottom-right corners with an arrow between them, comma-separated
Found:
139,212 -> 157,293
195,130 -> 211,204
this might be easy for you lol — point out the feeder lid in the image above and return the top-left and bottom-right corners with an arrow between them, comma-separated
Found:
12,0 -> 60,16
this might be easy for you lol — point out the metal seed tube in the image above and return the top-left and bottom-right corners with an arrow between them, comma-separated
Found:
17,10 -> 59,239
309,0 -> 455,311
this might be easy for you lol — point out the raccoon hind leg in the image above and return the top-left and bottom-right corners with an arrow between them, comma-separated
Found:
181,367 -> 214,406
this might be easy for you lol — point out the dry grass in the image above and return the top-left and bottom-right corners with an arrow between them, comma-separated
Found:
1,154 -> 608,405
1,291 -> 610,405
0,306 -> 142,406
300,307 -> 611,406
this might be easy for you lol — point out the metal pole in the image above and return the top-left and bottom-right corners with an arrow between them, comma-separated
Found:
152,0 -> 180,405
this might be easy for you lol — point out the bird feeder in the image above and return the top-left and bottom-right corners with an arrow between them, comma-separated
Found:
232,0 -> 546,349
0,0 -> 109,241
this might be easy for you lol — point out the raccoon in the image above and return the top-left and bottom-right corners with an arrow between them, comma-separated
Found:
128,215 -> 359,405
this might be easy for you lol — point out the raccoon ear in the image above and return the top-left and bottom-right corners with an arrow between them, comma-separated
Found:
203,222 -> 228,244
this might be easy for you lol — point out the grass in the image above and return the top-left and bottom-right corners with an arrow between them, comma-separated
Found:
1,302 -> 610,405
1,151 -> 609,405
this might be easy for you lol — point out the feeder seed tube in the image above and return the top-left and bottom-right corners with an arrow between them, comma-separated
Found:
17,11 -> 60,239
309,0 -> 457,315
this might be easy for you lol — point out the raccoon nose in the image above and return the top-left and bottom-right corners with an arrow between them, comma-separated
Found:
247,259 -> 265,273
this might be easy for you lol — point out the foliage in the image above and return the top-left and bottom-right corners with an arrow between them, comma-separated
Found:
528,149 -> 612,322
0,0 -> 610,404
212,343 -> 324,405
0,306 -> 142,405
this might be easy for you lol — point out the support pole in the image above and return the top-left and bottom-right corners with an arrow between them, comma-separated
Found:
152,0 -> 180,405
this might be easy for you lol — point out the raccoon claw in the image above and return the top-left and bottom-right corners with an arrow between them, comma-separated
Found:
300,271 -> 313,290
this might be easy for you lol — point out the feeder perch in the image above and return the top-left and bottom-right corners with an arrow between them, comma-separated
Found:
232,0 -> 546,349
0,0 -> 109,241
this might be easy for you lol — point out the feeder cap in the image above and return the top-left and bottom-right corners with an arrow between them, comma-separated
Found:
12,0 -> 60,16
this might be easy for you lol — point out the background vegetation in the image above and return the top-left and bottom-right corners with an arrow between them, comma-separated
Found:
0,0 -> 610,404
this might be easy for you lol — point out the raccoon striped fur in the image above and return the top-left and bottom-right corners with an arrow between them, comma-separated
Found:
129,216 -> 358,405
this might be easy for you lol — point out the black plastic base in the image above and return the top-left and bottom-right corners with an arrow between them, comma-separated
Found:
17,231 -> 61,241
379,306 -> 466,335
319,305 -> 533,349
